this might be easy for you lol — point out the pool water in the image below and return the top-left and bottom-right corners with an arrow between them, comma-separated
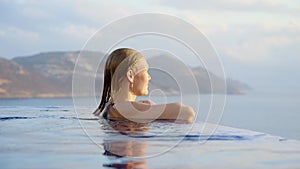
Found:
1,105 -> 300,169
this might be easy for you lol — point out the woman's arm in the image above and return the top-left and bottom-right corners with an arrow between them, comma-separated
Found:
138,100 -> 155,105
113,102 -> 195,122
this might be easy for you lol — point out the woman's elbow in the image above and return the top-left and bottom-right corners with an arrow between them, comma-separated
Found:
188,106 -> 196,116
185,106 -> 196,120
177,103 -> 195,121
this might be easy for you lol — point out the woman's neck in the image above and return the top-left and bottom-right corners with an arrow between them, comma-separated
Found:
113,82 -> 136,102
114,94 -> 136,102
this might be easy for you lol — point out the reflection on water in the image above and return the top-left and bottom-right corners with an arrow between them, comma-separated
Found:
1,105 -> 300,169
102,121 -> 149,169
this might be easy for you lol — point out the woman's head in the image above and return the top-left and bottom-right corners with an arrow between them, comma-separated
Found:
94,48 -> 151,116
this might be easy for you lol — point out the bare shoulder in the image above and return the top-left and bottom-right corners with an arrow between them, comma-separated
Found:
113,101 -> 195,122
138,100 -> 155,105
114,101 -> 180,111
114,101 -> 152,112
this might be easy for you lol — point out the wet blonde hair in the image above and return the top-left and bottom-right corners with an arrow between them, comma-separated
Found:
93,48 -> 148,116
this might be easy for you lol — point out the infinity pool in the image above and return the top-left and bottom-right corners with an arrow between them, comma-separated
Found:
1,105 -> 300,169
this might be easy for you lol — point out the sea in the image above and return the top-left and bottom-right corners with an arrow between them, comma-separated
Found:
0,93 -> 300,168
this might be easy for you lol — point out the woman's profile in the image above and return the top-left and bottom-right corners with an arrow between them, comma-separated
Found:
93,48 -> 195,122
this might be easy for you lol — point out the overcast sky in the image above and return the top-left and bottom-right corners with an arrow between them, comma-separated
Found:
0,0 -> 299,94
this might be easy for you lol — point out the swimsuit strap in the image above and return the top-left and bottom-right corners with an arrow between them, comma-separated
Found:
102,102 -> 114,119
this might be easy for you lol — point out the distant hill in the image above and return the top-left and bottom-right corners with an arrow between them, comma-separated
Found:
146,55 -> 250,95
0,51 -> 250,98
0,57 -> 66,98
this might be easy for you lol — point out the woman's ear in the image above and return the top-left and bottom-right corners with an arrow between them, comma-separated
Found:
126,69 -> 134,83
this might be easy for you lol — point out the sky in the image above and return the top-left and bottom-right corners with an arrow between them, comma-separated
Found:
0,0 -> 299,94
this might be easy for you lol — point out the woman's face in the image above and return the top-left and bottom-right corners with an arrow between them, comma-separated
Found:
132,69 -> 151,96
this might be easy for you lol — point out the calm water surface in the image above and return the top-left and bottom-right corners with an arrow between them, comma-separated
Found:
0,94 -> 300,169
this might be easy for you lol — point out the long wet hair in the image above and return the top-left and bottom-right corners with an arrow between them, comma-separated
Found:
93,48 -> 140,116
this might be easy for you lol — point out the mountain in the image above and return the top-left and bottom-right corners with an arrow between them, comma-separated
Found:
147,55 -> 250,95
11,51 -> 105,98
0,51 -> 250,98
0,57 -> 66,98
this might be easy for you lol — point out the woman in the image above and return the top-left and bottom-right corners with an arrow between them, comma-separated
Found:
93,48 -> 195,122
